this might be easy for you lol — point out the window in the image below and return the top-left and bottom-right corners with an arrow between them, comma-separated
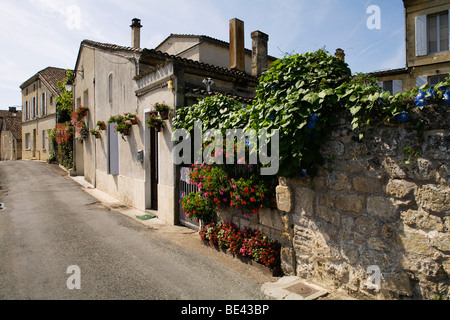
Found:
40,92 -> 47,116
31,97 -> 36,118
108,73 -> 113,106
428,74 -> 449,87
381,80 -> 403,94
24,101 -> 28,120
416,11 -> 450,56
42,130 -> 47,150
83,90 -> 89,107
383,81 -> 393,94
428,12 -> 449,54
25,133 -> 31,150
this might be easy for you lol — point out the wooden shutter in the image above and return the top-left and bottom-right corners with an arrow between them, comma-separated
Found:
416,76 -> 427,87
448,10 -> 450,51
108,123 -> 119,175
393,80 -> 403,94
416,15 -> 427,56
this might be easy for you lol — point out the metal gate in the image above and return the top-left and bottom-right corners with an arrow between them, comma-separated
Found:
178,166 -> 200,230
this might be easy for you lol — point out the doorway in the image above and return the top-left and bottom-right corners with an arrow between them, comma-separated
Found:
149,127 -> 158,210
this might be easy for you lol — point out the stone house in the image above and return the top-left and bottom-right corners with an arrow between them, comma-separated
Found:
72,18 -> 275,226
370,0 -> 450,92
20,67 -> 68,161
0,108 -> 22,161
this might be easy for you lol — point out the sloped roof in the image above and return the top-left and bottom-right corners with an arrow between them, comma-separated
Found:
79,39 -> 258,82
0,110 -> 22,140
20,67 -> 69,96
368,67 -> 410,77
156,33 -> 278,61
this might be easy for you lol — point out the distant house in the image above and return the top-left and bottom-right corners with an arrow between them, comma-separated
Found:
19,67 -> 68,161
369,0 -> 450,92
0,108 -> 22,161
72,18 -> 275,226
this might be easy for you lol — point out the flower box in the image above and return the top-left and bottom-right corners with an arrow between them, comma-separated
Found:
200,239 -> 281,277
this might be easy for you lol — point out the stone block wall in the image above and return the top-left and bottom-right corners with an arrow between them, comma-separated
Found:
276,104 -> 449,300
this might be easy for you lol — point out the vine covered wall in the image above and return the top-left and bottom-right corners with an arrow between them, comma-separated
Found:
278,103 -> 449,300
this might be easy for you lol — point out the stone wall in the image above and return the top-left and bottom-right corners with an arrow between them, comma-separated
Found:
276,104 -> 449,300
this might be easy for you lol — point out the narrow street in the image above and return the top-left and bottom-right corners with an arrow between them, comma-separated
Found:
0,160 -> 273,300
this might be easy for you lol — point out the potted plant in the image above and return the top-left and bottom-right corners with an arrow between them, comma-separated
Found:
97,121 -> 107,130
146,112 -> 165,132
90,129 -> 101,139
79,123 -> 89,140
109,114 -> 133,140
116,119 -> 132,137
154,102 -> 170,120
124,112 -> 138,125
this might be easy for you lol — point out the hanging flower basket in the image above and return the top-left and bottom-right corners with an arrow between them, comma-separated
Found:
154,102 -> 170,120
97,121 -> 107,130
90,129 -> 101,139
124,113 -> 138,125
146,112 -> 165,132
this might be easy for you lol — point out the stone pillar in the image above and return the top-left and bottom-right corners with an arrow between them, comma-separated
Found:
131,18 -> 142,49
251,30 -> 269,77
229,18 -> 245,71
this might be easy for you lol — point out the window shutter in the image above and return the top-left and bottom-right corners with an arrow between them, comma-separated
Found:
416,76 -> 427,87
415,15 -> 427,56
393,80 -> 403,94
108,123 -> 119,175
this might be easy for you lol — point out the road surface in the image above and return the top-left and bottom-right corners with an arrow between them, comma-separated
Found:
0,160 -> 272,300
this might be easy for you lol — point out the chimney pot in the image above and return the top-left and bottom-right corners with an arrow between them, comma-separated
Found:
335,48 -> 345,62
229,18 -> 245,71
251,30 -> 269,77
131,18 -> 142,49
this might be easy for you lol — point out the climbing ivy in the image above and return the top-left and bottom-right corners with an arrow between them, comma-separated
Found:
174,49 -> 450,179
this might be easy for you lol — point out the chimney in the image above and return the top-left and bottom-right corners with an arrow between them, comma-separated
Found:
9,107 -> 17,113
335,48 -> 345,62
130,18 -> 142,49
229,18 -> 245,71
251,30 -> 269,77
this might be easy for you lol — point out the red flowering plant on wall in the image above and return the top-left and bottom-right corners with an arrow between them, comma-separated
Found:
199,221 -> 281,270
181,191 -> 216,224
189,164 -> 230,206
182,164 -> 276,222
229,175 -> 274,217
71,106 -> 89,126
54,123 -> 72,145
240,227 -> 281,270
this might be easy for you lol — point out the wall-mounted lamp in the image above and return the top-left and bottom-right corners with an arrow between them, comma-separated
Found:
202,78 -> 215,92
168,79 -> 174,90
65,69 -> 85,92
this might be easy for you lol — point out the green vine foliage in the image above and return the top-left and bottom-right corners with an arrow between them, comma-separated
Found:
56,70 -> 74,123
174,49 -> 450,179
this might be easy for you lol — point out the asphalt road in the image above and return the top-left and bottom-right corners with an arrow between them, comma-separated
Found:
0,160 -> 271,300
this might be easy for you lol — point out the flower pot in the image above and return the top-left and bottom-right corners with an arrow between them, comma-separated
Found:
99,124 -> 106,130
121,129 -> 130,136
131,117 -> 138,125
154,127 -> 163,132
159,110 -> 169,120
95,134 -> 101,139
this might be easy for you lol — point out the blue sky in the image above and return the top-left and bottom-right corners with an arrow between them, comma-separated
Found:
0,0 -> 406,109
